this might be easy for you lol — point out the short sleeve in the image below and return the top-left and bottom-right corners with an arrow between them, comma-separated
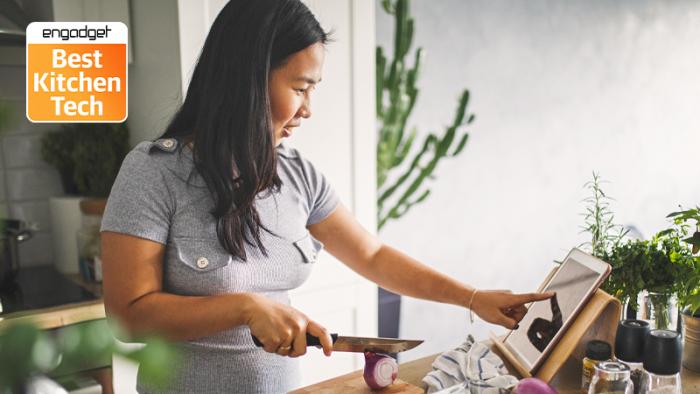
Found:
302,158 -> 340,226
100,149 -> 173,244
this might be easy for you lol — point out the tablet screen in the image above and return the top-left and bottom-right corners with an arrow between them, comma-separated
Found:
505,255 -> 603,370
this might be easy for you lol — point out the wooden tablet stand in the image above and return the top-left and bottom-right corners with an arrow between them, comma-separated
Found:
490,289 -> 622,383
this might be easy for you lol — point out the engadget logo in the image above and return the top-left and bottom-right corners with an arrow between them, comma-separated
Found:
26,22 -> 128,123
41,24 -> 113,41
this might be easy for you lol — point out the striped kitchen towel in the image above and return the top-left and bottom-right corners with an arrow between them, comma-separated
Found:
422,335 -> 518,394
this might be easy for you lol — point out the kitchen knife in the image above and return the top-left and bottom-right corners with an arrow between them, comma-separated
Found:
252,333 -> 423,353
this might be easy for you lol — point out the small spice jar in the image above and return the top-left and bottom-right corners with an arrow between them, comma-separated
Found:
583,340 -> 612,393
589,361 -> 634,394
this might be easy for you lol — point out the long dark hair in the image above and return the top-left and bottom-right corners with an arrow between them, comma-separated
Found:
159,0 -> 330,261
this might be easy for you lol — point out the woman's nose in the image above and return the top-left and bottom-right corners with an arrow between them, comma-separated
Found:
299,99 -> 311,118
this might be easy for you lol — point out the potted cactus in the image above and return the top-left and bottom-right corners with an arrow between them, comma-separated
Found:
376,0 -> 474,231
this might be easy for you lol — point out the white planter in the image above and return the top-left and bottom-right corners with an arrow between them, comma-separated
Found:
49,196 -> 83,274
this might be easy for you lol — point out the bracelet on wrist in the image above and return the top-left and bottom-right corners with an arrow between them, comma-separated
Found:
468,289 -> 478,323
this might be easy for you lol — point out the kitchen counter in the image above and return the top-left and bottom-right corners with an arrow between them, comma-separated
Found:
0,268 -> 111,393
294,340 -> 700,393
0,271 -> 105,330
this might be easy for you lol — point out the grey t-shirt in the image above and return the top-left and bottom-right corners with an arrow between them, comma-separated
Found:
100,138 -> 339,393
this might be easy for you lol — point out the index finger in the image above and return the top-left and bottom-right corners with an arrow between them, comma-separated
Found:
509,291 -> 555,306
306,320 -> 333,357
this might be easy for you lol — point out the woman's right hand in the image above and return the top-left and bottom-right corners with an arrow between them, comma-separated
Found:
245,293 -> 334,358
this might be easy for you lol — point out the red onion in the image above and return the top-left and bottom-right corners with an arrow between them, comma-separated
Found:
514,377 -> 558,394
363,351 -> 398,390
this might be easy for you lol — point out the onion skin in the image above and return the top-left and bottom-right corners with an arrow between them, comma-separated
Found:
514,377 -> 558,394
363,351 -> 398,390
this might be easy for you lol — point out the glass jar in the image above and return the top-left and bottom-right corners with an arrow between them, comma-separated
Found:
77,199 -> 106,282
588,361 -> 634,394
641,292 -> 678,331
639,372 -> 681,394
618,360 -> 645,394
582,340 -> 612,393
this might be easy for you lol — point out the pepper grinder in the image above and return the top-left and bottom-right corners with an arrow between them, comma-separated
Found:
615,319 -> 650,394
640,329 -> 683,394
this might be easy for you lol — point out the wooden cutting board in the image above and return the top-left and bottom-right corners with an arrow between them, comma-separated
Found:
290,374 -> 424,394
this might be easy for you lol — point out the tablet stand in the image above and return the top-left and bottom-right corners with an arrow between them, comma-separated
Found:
490,289 -> 622,382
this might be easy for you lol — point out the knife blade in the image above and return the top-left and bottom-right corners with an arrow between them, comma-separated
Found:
252,333 -> 423,353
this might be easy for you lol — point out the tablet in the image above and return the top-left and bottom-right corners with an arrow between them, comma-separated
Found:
503,248 -> 611,373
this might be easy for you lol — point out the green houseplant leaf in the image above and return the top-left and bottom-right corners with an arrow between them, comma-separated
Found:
0,320 -> 181,393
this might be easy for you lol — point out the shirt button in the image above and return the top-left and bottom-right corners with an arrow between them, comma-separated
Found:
162,139 -> 175,148
196,257 -> 209,269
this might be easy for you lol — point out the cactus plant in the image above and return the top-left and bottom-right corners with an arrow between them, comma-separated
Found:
376,0 -> 474,230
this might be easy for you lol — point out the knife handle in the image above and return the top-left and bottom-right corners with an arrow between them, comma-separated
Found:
305,333 -> 339,347
252,333 -> 338,347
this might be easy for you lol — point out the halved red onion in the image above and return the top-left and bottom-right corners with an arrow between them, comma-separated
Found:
514,377 -> 558,394
363,351 -> 398,390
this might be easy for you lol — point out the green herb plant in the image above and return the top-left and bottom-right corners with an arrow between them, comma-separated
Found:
577,172 -> 644,310
575,175 -> 700,326
579,172 -> 628,259
376,0 -> 474,230
661,206 -> 700,316
0,320 -> 180,393
600,204 -> 699,327
40,122 -> 130,198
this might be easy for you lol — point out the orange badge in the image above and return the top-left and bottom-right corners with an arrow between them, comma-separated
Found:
26,22 -> 128,122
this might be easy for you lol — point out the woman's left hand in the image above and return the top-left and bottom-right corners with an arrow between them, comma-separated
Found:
470,290 -> 555,329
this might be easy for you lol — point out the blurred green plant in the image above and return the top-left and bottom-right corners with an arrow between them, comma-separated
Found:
376,0 -> 474,230
40,123 -> 130,197
0,320 -> 180,393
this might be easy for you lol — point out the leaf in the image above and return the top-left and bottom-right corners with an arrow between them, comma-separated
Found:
656,229 -> 674,237
381,0 -> 394,14
682,232 -> 700,247
123,338 -> 181,390
451,133 -> 469,157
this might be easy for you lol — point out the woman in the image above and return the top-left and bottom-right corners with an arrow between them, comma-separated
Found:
100,1 -> 553,392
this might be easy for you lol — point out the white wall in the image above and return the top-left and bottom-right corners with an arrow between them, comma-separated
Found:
127,0 -> 182,145
376,0 -> 700,362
